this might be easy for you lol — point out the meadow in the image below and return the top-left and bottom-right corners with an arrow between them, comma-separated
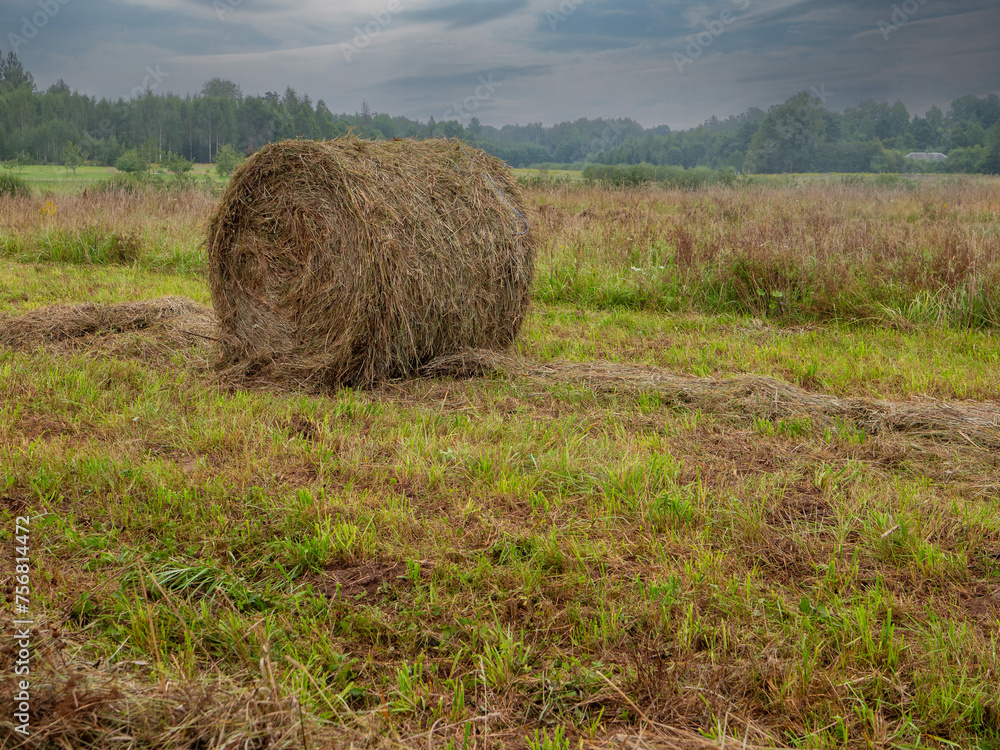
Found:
2,164 -> 226,196
1,172 -> 999,749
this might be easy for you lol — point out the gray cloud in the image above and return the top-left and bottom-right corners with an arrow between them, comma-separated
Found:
407,0 -> 530,29
1,0 -> 997,129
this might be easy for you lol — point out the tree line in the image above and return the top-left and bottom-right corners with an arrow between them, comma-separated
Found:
0,50 -> 997,174
591,92 -> 1000,174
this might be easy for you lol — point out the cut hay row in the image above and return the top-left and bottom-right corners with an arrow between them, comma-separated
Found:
0,296 -> 215,349
4,297 -> 996,452
423,350 -> 1000,451
0,663 -> 765,750
205,138 -> 534,389
547,361 -> 1000,450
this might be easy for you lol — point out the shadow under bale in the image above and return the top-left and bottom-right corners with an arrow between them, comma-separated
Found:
205,137 -> 535,389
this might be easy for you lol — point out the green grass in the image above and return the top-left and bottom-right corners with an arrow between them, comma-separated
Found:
5,163 -> 227,194
1,183 -> 999,749
0,173 -> 32,197
0,226 -> 205,273
7,164 -> 115,193
513,167 -> 585,183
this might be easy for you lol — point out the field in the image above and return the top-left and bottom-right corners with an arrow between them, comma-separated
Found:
1,174 -> 999,749
513,168 -> 586,183
4,164 -> 226,195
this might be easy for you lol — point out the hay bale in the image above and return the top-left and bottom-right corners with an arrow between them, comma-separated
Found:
206,137 -> 534,388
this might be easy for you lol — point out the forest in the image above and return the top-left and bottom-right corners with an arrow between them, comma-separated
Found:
0,50 -> 998,174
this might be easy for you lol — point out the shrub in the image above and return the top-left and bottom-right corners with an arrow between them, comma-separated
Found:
93,173 -> 171,194
583,163 -> 741,190
214,144 -> 244,177
161,151 -> 193,177
114,149 -> 148,174
0,173 -> 31,198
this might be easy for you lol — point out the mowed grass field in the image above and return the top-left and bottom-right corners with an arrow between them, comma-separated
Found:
1,176 -> 999,749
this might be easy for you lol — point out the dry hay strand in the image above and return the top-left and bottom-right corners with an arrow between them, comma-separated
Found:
0,296 -> 215,350
0,637 -> 386,750
206,137 -> 534,389
426,351 -> 1000,451
0,670 -> 354,749
417,347 -> 524,378
589,731 -> 770,750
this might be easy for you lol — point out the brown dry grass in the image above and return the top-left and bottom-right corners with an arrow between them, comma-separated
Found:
0,189 -> 215,240
532,178 -> 1000,325
0,297 -> 214,348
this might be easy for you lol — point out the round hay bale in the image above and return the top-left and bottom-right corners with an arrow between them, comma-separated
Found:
206,137 -> 534,388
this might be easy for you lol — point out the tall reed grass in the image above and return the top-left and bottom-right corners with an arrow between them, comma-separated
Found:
531,177 -> 1000,328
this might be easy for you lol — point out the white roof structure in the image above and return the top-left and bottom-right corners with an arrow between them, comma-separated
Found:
906,152 -> 948,161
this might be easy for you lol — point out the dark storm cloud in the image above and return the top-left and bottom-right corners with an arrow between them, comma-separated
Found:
407,0 -> 529,29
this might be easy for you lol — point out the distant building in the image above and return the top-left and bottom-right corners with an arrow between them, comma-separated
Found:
906,152 -> 948,162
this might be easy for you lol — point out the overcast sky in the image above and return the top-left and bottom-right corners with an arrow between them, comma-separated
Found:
3,0 -> 998,129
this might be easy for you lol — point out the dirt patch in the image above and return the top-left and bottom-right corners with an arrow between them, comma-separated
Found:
276,460 -> 319,486
390,473 -> 425,503
287,413 -> 319,441
317,560 -> 408,599
0,492 -> 30,515
15,414 -> 75,442
766,484 -> 835,527
744,535 -> 821,581
961,586 -> 1000,618
695,430 -> 832,478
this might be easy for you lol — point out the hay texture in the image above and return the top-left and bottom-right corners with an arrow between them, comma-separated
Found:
206,138 -> 534,388
0,297 -> 214,348
422,352 -> 1000,452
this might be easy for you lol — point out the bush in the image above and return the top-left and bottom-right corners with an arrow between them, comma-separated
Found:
583,163 -> 741,190
114,149 -> 148,174
93,173 -> 163,194
214,144 -> 244,177
583,164 -> 658,187
0,173 -> 31,198
161,151 -> 193,177
94,171 -> 212,196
